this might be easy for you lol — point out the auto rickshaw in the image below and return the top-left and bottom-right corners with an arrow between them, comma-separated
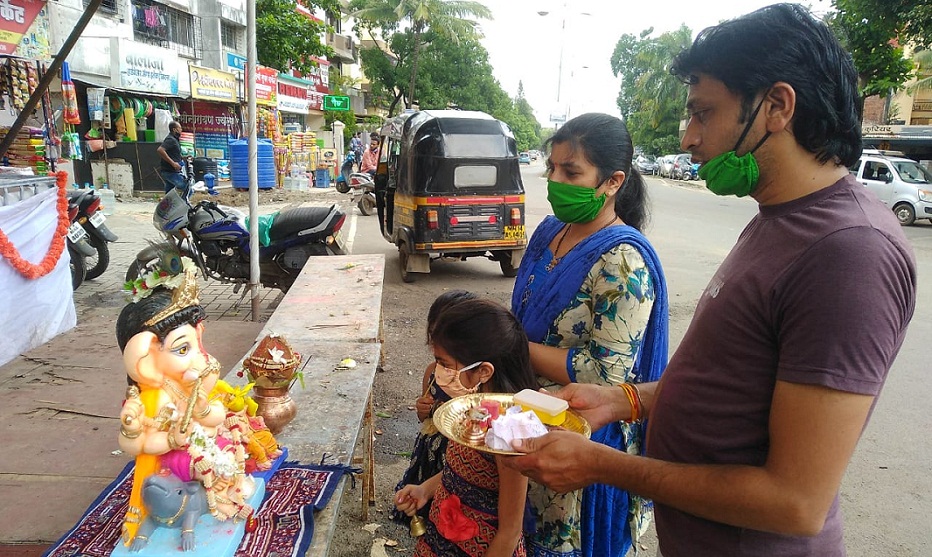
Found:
374,110 -> 527,282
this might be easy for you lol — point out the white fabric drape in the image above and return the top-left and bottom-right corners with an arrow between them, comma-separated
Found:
0,186 -> 76,367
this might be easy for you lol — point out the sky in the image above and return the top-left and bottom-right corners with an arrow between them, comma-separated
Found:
478,0 -> 831,125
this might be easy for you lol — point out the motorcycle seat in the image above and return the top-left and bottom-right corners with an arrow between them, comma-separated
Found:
269,205 -> 335,241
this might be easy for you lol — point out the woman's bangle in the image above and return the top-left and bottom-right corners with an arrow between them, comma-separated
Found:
618,383 -> 641,422
629,382 -> 644,419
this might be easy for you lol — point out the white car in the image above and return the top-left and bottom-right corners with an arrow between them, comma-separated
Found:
849,149 -> 932,225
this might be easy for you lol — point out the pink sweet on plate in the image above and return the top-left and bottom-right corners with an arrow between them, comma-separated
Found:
479,400 -> 501,420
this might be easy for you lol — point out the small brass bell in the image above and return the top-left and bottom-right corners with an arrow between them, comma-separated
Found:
409,515 -> 428,537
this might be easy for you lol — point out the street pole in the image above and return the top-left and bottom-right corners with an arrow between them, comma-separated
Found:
247,0 -> 259,320
556,15 -> 565,104
0,0 -> 104,158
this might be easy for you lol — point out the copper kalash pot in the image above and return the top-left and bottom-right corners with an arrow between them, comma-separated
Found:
242,334 -> 302,434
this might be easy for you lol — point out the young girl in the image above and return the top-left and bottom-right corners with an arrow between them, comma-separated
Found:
394,298 -> 538,557
390,290 -> 478,525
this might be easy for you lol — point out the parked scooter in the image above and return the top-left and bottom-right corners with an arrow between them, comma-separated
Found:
334,151 -> 357,194
126,186 -> 348,293
66,187 -> 118,280
334,151 -> 376,215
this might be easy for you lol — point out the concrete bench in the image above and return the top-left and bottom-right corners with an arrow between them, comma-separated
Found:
228,253 -> 385,556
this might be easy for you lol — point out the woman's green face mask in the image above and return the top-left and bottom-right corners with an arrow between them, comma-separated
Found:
546,179 -> 607,223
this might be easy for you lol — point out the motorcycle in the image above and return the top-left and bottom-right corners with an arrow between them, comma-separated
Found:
334,151 -> 376,216
66,187 -> 118,280
64,196 -> 95,290
126,186 -> 348,293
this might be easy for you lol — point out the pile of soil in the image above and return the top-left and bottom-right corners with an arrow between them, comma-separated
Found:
189,186 -> 333,208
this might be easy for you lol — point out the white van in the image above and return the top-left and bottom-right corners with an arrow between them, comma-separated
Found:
849,150 -> 932,225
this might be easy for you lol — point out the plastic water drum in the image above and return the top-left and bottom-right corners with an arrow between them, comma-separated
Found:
193,157 -> 218,182
230,139 -> 276,190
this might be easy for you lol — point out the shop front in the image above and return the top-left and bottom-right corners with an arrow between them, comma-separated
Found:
255,65 -> 279,141
863,124 -> 932,164
65,39 -> 187,194
276,73 -> 319,189
182,64 -> 240,159
0,0 -> 56,176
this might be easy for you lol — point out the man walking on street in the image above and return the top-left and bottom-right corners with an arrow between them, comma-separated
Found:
506,5 -> 917,557
350,132 -> 364,171
157,121 -> 185,193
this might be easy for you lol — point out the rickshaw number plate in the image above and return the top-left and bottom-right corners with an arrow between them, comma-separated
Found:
504,225 -> 525,239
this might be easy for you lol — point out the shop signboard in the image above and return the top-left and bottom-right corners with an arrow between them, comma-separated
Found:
114,39 -> 179,95
304,57 -> 330,111
189,64 -> 237,102
254,65 -> 277,105
177,100 -> 240,159
277,73 -> 310,114
323,95 -> 350,111
0,0 -> 47,56
225,51 -> 246,72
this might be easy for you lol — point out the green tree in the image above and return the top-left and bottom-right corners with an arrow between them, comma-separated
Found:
255,0 -> 337,73
610,25 -> 692,155
827,1 -> 912,104
350,0 -> 492,108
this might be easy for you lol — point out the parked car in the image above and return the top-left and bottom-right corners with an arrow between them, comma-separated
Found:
672,154 -> 694,180
635,155 -> 658,175
849,149 -> 932,225
658,155 -> 676,178
529,150 -> 540,161
519,152 -> 531,164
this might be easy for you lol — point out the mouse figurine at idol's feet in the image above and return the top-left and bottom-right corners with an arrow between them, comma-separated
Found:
129,471 -> 210,553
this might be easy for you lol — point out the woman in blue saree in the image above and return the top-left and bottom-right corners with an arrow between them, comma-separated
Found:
511,113 -> 669,557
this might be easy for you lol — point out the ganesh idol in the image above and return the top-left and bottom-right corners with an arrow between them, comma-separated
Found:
115,247 -> 255,548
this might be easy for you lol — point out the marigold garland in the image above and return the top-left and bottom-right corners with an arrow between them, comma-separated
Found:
0,171 -> 70,279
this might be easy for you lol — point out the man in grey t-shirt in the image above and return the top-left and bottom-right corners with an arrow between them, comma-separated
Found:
506,5 -> 916,556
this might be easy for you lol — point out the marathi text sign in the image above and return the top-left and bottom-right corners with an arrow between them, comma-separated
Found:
189,64 -> 237,102
277,74 -> 310,114
177,100 -> 240,134
177,101 -> 240,159
116,39 -> 178,95
254,65 -> 277,105
0,0 -> 46,56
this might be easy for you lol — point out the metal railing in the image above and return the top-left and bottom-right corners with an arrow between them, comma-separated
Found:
131,0 -> 202,59
0,175 -> 57,207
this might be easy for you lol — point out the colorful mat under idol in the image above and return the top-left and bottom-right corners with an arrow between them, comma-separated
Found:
43,458 -> 354,557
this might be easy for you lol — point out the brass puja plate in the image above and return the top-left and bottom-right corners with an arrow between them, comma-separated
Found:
432,393 -> 591,456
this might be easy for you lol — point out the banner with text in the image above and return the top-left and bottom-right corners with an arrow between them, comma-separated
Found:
0,0 -> 47,57
277,73 -> 311,114
254,65 -> 277,106
177,100 -> 241,159
189,64 -> 237,102
114,39 -> 179,95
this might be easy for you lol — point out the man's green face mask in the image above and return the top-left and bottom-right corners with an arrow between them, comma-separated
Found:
698,95 -> 771,198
